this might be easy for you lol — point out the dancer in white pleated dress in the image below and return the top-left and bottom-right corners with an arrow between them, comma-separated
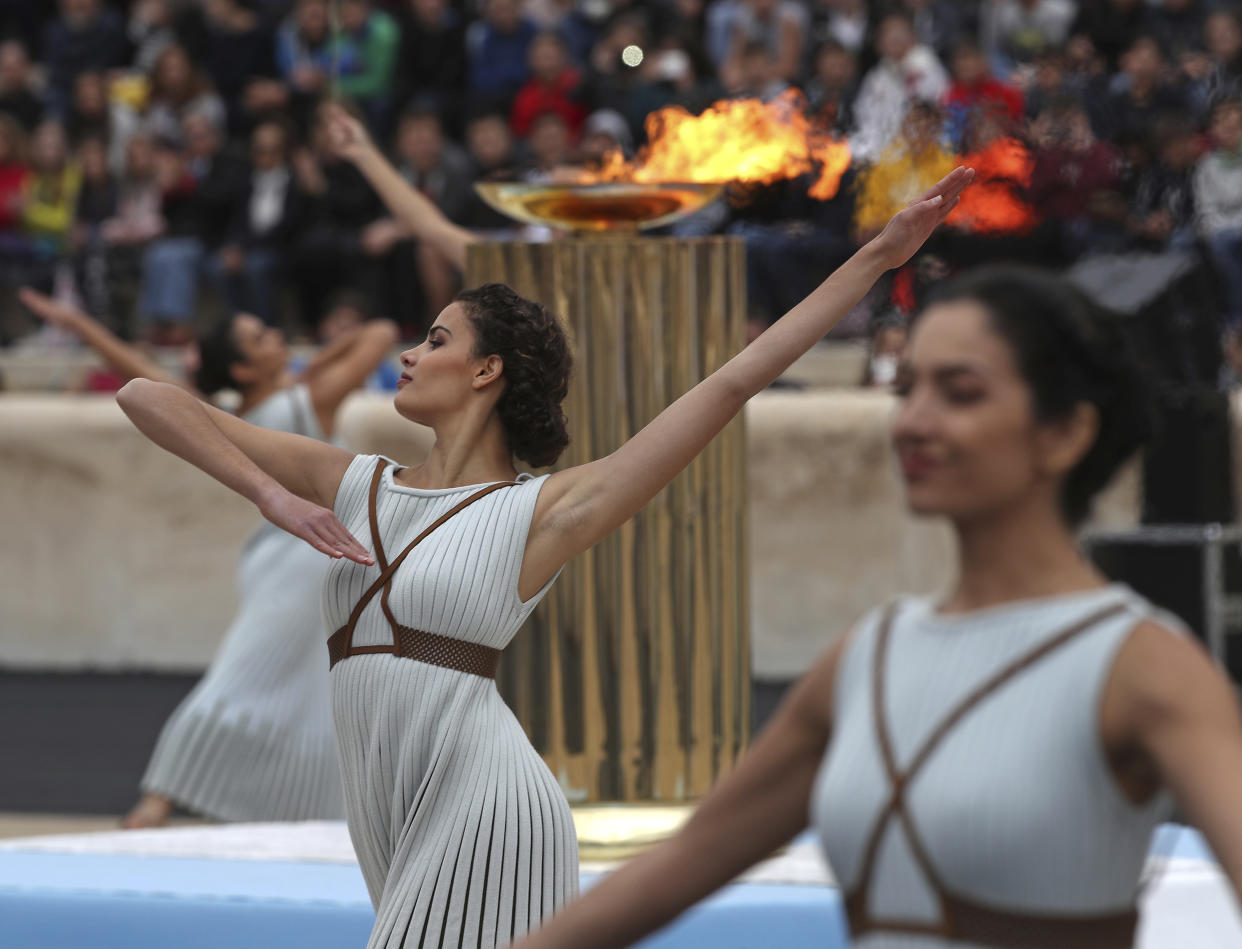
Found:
509,267 -> 1242,949
19,288 -> 398,827
112,169 -> 974,946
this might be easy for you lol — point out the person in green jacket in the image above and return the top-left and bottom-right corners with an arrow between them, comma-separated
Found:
334,0 -> 400,130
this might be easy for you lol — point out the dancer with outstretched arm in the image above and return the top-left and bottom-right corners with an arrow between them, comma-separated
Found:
21,289 -> 397,828
114,168 -> 973,946
511,266 -> 1242,949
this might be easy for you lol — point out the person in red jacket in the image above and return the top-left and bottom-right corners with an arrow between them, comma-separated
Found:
510,31 -> 588,141
944,40 -> 1024,148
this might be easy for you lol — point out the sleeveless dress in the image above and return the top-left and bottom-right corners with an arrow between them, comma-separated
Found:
139,385 -> 345,821
323,453 -> 578,949
811,585 -> 1176,949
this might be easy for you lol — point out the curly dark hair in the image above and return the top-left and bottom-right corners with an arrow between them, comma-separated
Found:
921,265 -> 1154,527
195,314 -> 245,396
456,283 -> 573,468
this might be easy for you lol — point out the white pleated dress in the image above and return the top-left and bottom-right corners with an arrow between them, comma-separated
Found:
140,385 -> 345,821
812,585 -> 1176,948
324,454 -> 578,949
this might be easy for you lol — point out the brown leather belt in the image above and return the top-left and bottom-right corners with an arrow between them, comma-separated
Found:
327,624 -> 502,678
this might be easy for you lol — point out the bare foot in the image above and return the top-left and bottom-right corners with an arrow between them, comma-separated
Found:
121,793 -> 173,829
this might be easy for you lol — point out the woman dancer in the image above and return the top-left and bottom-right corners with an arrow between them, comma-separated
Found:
512,266 -> 1242,949
20,288 -> 397,827
113,168 -> 973,945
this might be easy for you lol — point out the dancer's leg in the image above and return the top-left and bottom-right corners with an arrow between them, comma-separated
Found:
121,791 -> 174,829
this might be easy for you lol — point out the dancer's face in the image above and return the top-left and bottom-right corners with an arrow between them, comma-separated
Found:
394,303 -> 503,424
229,313 -> 288,386
890,302 -> 1068,524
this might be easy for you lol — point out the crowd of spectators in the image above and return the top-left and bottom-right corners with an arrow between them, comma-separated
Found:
0,0 -> 1238,377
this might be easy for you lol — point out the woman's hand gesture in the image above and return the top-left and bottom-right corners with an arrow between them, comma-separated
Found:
322,102 -> 374,164
871,166 -> 975,272
19,287 -> 84,331
258,487 -> 374,565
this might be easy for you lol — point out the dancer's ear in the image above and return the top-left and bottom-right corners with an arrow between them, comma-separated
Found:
472,354 -> 504,391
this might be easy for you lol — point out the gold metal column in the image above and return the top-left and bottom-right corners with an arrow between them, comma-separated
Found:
467,237 -> 749,818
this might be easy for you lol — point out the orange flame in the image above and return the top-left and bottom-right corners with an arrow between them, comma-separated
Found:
593,90 -> 852,200
946,137 -> 1037,234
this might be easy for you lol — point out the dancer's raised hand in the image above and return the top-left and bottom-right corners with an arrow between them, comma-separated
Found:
322,101 -> 373,163
871,166 -> 975,271
258,487 -> 374,564
19,286 -> 83,330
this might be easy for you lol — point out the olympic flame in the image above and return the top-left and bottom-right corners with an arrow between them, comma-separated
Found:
946,137 -> 1037,234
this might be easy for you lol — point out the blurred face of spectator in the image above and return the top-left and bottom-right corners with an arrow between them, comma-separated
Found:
61,0 -> 99,27
79,137 -> 109,183
748,0 -> 778,19
816,45 -> 856,87
31,123 -> 69,173
73,71 -> 107,119
1207,13 -> 1242,63
297,0 -> 331,42
0,119 -> 23,165
396,115 -> 444,173
675,0 -> 703,21
342,0 -> 371,32
877,17 -> 915,63
183,113 -> 221,160
410,0 -> 446,26
485,0 -> 521,32
530,34 -> 569,82
1211,104 -> 1242,152
250,123 -> 288,171
1121,37 -> 1163,84
965,110 -> 1007,150
0,41 -> 29,91
1034,53 -> 1064,92
466,114 -> 514,170
125,136 -> 157,180
739,46 -> 776,93
952,46 -> 988,85
528,113 -> 571,168
1159,132 -> 1198,169
901,105 -> 942,149
153,46 -> 195,101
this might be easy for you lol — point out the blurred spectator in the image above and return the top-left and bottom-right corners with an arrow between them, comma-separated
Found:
1149,0 -> 1206,66
899,0 -> 968,66
334,0 -> 400,128
581,15 -> 651,137
1194,98 -> 1242,327
1127,112 -> 1200,252
466,0 -> 538,108
525,110 -> 574,177
579,108 -> 633,165
138,109 -> 246,331
207,118 -> 308,325
142,44 -> 228,148
127,0 -> 177,75
804,41 -> 859,134
42,0 -> 130,119
944,40 -> 1024,148
178,0 -> 278,132
0,40 -> 42,132
100,134 -> 163,253
1071,0 -> 1148,74
860,313 -> 908,387
393,0 -> 468,133
21,121 -> 81,276
1029,96 -> 1126,258
70,134 -> 116,320
511,32 -> 588,140
721,0 -> 810,87
808,0 -> 869,56
391,106 -> 473,325
533,0 -> 597,67
850,12 -> 950,163
853,101 -> 954,241
276,0 -> 335,131
459,110 -> 523,229
979,0 -> 1076,78
726,41 -> 789,100
1186,10 -> 1242,118
1221,325 -> 1242,388
1103,36 -> 1189,154
67,72 -> 137,176
0,114 -> 29,242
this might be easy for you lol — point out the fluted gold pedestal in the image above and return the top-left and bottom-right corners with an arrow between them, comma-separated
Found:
466,238 -> 749,842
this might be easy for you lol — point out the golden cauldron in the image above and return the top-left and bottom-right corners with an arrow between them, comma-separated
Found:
473,180 -> 723,232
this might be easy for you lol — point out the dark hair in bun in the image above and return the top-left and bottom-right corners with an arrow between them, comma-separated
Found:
456,283 -> 573,469
195,315 -> 245,396
921,265 -> 1154,526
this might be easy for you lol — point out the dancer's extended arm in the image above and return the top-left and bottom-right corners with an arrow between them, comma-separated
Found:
20,288 -> 195,392
297,318 -> 400,433
513,633 -> 850,949
116,378 -> 371,564
323,103 -> 475,271
519,167 -> 974,598
1105,620 -> 1242,904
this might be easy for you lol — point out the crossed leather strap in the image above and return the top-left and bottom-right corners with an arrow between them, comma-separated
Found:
845,599 -> 1143,948
326,458 -> 517,675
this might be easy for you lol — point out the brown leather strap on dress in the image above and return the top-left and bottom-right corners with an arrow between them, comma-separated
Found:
330,459 -> 517,670
847,598 -> 1132,943
327,624 -> 502,677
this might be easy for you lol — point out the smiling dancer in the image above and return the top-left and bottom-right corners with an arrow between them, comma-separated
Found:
113,167 -> 973,945
20,288 -> 397,828
512,266 -> 1242,949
